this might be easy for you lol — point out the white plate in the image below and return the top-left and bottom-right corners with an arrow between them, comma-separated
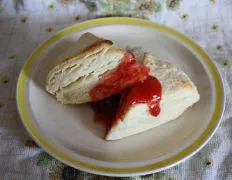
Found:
17,18 -> 225,177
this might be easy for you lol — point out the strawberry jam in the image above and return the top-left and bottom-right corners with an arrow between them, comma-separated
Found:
91,76 -> 162,129
111,76 -> 162,126
90,52 -> 149,101
90,94 -> 121,130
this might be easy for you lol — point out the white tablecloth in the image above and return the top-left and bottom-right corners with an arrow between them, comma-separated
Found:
0,0 -> 231,179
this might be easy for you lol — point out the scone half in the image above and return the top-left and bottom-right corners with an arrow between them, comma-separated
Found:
46,33 -> 148,104
105,53 -> 200,140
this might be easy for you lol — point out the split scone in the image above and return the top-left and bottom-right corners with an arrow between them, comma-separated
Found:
46,33 -> 148,104
105,53 -> 200,140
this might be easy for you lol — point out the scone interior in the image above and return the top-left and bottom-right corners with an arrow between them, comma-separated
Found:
46,33 -> 148,104
105,53 -> 200,140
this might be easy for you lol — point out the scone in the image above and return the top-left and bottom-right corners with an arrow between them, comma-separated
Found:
105,53 -> 200,140
46,33 -> 149,104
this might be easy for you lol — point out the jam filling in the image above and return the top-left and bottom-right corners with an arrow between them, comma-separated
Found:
91,76 -> 162,129
111,76 -> 162,127
90,52 -> 149,101
90,94 -> 121,130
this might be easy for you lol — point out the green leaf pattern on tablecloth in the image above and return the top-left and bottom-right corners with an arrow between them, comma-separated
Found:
167,0 -> 180,10
98,0 -> 131,15
80,0 -> 163,19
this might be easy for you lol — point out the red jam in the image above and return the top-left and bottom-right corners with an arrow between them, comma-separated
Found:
111,76 -> 162,127
90,94 -> 121,130
90,52 -> 149,101
91,76 -> 162,129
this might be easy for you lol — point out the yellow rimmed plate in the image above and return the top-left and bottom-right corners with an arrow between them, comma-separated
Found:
17,18 -> 225,177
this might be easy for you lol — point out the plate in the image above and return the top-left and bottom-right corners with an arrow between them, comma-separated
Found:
17,18 -> 225,177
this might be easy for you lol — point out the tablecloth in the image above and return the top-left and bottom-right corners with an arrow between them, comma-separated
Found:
0,0 -> 231,179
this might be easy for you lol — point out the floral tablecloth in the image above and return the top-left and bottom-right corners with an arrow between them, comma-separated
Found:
0,0 -> 232,179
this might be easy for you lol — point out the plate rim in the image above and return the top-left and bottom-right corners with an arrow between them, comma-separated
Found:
16,17 -> 225,176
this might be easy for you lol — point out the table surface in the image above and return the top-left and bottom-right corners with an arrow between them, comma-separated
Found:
0,0 -> 232,179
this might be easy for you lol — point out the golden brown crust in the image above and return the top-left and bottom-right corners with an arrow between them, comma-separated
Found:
46,40 -> 114,85
59,40 -> 113,64
78,40 -> 113,56
52,40 -> 112,70
143,53 -> 195,93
